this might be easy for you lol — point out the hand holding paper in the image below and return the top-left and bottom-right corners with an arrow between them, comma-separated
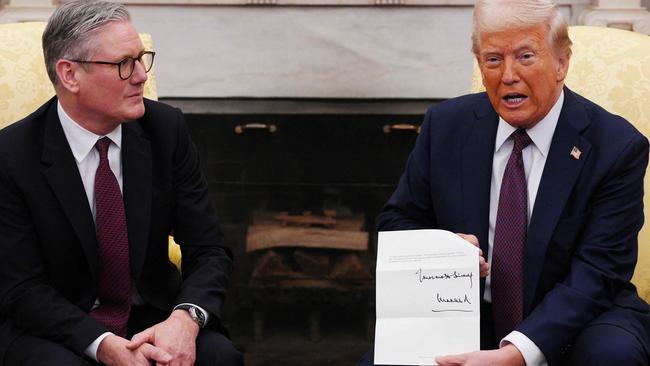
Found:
435,344 -> 525,366
456,233 -> 489,278
374,229 -> 480,366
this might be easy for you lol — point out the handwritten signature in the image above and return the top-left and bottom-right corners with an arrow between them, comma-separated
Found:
415,268 -> 473,288
431,292 -> 473,313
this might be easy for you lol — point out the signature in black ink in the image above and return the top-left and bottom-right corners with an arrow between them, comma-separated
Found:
435,292 -> 472,305
415,268 -> 473,288
431,292 -> 473,312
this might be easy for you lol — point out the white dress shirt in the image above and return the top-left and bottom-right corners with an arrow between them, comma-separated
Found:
485,91 -> 564,366
57,102 -> 208,361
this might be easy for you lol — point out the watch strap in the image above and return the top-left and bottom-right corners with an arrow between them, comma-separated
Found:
174,303 -> 207,328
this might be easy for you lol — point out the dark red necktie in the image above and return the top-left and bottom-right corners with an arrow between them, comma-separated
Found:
90,137 -> 131,337
491,129 -> 532,341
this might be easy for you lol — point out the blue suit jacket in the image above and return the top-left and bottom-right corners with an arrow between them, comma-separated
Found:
377,88 -> 650,364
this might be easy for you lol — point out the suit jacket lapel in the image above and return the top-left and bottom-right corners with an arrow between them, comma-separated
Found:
524,88 -> 591,313
41,98 -> 99,285
121,122 -> 152,281
462,96 -> 499,269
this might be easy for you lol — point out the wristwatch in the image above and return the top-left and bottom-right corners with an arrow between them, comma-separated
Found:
175,304 -> 207,328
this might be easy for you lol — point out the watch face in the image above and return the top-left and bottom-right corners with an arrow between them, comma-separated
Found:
189,307 -> 205,327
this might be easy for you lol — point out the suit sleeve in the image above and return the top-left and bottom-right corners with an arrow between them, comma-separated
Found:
0,156 -> 107,354
376,109 -> 438,231
519,133 -> 649,362
169,110 -> 233,327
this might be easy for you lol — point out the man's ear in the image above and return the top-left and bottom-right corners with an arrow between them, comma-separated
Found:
556,52 -> 570,82
55,59 -> 81,93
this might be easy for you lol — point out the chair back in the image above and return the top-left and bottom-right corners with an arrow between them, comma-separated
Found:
0,21 -> 158,129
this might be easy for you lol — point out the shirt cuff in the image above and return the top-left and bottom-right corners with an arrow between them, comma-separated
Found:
173,302 -> 211,325
84,332 -> 113,362
501,331 -> 548,366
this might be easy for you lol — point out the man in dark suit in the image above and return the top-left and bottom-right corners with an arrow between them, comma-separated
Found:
0,1 -> 242,365
360,0 -> 650,365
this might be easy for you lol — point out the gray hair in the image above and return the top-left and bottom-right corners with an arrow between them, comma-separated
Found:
471,0 -> 572,58
42,0 -> 130,85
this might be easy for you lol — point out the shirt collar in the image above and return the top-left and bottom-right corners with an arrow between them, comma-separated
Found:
57,101 -> 122,163
494,90 -> 564,158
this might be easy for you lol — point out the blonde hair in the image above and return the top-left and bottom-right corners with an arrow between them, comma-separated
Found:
471,0 -> 572,58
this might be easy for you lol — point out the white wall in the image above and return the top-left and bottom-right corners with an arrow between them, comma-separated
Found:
0,0 -> 604,99
129,6 -> 476,99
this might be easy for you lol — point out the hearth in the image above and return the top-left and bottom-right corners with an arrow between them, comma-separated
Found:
245,209 -> 370,341
168,98 -> 435,364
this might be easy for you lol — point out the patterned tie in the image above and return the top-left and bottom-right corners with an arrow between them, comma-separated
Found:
90,137 -> 131,337
491,129 -> 532,342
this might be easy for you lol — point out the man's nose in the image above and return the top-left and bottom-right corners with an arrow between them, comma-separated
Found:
501,58 -> 519,85
130,58 -> 148,84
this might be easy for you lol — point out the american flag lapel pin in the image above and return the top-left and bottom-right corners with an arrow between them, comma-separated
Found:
570,146 -> 582,160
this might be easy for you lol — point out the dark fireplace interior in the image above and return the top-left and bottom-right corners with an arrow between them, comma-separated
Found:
176,99 -> 434,365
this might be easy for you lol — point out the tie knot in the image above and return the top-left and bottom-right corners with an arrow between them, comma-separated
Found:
512,129 -> 532,153
95,137 -> 111,160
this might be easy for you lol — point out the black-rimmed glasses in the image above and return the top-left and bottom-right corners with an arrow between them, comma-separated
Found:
70,51 -> 155,80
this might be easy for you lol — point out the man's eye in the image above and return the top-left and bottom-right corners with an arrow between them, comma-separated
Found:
119,58 -> 131,68
484,57 -> 500,67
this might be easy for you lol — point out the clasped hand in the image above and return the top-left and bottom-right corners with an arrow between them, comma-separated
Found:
97,309 -> 200,366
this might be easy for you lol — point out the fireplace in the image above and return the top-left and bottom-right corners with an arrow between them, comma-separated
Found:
169,97 -> 435,365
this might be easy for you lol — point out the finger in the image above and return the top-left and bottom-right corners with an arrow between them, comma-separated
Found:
478,257 -> 488,271
456,233 -> 479,247
480,262 -> 489,273
127,327 -> 155,349
140,343 -> 172,364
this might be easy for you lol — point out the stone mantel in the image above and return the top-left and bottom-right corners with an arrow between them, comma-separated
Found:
119,0 -> 585,5
0,0 -> 647,100
2,0 -> 591,5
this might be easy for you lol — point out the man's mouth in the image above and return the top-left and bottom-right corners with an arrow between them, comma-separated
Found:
503,93 -> 527,106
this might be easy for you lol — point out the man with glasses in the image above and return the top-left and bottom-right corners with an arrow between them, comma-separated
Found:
0,1 -> 241,365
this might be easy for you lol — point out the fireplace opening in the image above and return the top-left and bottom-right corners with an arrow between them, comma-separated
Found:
174,99 -> 435,365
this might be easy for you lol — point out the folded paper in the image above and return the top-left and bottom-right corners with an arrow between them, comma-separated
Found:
374,229 -> 480,365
